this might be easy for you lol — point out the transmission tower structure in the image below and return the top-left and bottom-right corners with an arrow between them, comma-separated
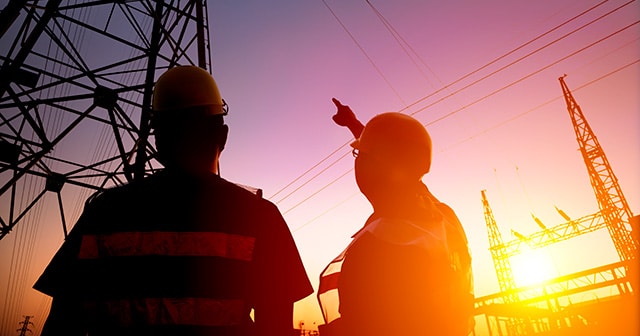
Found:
481,189 -> 532,335
17,315 -> 34,336
559,75 -> 637,263
0,0 -> 212,240
476,76 -> 638,335
481,77 -> 638,283
482,189 -> 517,296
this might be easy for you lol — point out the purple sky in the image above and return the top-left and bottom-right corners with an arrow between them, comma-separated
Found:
0,0 -> 638,333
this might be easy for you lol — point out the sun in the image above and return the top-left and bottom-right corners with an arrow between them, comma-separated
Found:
511,247 -> 557,287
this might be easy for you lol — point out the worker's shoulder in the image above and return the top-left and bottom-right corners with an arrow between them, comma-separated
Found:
87,169 -> 186,203
84,175 -> 151,207
86,173 -> 270,210
227,181 -> 264,199
434,202 -> 460,223
219,178 -> 284,213
433,201 -> 469,246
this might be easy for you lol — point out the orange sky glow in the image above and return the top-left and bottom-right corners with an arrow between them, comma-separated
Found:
1,0 -> 639,334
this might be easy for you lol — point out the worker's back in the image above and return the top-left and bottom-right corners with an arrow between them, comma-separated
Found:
331,202 -> 474,336
339,229 -> 452,335
35,170 -> 310,336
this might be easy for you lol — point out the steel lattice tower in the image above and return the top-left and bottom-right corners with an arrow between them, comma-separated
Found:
0,0 -> 212,240
482,189 -> 517,295
482,189 -> 526,335
479,77 -> 638,335
559,75 -> 637,263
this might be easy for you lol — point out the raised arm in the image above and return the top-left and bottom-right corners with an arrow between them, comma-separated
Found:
331,98 -> 364,139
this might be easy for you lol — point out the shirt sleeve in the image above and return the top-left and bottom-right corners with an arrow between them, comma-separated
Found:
252,200 -> 313,304
33,194 -> 100,297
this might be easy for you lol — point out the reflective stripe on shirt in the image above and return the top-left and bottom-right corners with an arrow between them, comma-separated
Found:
87,297 -> 245,326
78,231 -> 255,261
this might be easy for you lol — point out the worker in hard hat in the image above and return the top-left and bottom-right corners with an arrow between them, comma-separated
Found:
34,65 -> 313,336
317,98 -> 474,336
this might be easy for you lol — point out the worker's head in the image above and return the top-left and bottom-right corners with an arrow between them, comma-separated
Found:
352,112 -> 432,203
151,65 -> 229,174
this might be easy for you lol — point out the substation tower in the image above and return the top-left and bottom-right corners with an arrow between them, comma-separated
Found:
474,76 -> 639,336
0,1 -> 213,332
0,0 -> 213,240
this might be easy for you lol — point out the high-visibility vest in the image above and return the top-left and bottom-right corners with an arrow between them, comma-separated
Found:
35,171 -> 313,335
317,205 -> 474,336
78,231 -> 256,261
77,230 -> 256,327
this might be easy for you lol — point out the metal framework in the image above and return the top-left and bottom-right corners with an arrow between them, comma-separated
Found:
476,76 -> 638,335
482,189 -> 517,295
0,0 -> 212,240
559,75 -> 637,262
475,260 -> 636,336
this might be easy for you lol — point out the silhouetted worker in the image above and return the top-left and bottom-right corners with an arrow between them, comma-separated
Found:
34,65 -> 313,336
317,98 -> 474,336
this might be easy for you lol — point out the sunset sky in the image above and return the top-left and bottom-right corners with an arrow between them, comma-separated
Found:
1,0 -> 639,334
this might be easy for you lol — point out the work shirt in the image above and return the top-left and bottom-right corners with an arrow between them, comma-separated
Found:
318,196 -> 474,336
34,170 -> 313,336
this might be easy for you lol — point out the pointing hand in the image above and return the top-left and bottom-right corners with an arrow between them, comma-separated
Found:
331,98 -> 364,138
331,98 -> 357,127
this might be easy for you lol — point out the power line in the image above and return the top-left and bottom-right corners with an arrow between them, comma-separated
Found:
270,0 -> 418,201
273,150 -> 351,204
282,168 -> 353,216
365,0 -> 444,87
287,57 -> 639,231
280,28 -> 639,221
319,0 -> 405,104
439,43 -> 640,151
399,0 -> 619,114
269,144 -> 350,200
275,0 -> 634,208
420,20 -> 639,126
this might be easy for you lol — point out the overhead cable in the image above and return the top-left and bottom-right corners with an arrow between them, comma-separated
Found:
319,0 -> 405,104
274,0 -> 631,207
280,22 -> 639,217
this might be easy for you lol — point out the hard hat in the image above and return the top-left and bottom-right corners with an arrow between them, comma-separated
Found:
352,112 -> 432,175
152,65 -> 227,115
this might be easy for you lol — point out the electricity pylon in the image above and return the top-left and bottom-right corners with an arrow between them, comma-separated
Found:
483,76 -> 637,286
559,75 -> 637,263
479,76 -> 639,335
17,315 -> 33,336
0,0 -> 212,240
482,189 -> 517,296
